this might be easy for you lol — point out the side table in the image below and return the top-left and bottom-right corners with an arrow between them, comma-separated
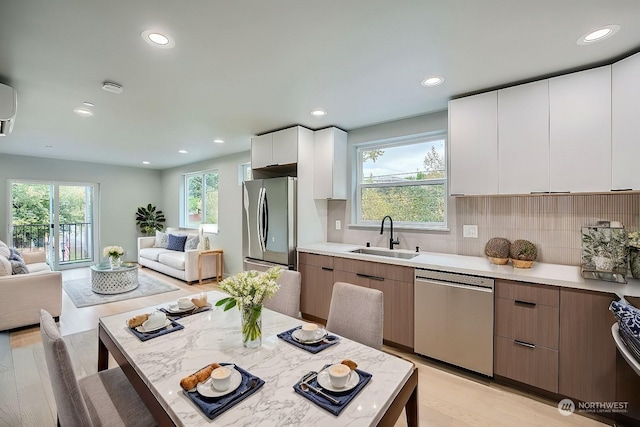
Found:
199,249 -> 223,285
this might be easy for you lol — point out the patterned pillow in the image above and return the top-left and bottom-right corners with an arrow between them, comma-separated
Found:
9,247 -> 24,263
153,231 -> 168,248
166,234 -> 188,252
10,260 -> 29,275
610,299 -> 640,338
185,234 -> 199,250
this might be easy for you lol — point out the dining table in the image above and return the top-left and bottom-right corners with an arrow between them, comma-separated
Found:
97,290 -> 418,426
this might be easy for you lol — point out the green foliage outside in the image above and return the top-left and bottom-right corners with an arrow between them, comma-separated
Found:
11,183 -> 89,225
360,144 -> 446,224
187,172 -> 219,225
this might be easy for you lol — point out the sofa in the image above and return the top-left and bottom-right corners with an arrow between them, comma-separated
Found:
137,229 -> 218,284
0,242 -> 62,331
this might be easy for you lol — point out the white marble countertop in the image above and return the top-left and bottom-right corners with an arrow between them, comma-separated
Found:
297,242 -> 640,298
99,291 -> 414,426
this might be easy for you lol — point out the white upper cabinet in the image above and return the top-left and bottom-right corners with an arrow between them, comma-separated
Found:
612,52 -> 640,190
250,126 -> 299,169
313,127 -> 347,199
498,80 -> 550,194
250,133 -> 273,169
449,91 -> 498,195
548,66 -> 612,193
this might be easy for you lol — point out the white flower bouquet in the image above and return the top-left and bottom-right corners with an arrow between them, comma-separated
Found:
103,245 -> 124,258
215,267 -> 281,347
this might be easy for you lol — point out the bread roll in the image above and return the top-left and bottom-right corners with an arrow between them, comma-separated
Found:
341,359 -> 358,370
179,363 -> 221,391
191,294 -> 208,308
127,314 -> 149,328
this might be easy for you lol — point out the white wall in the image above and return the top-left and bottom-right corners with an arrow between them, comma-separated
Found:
0,154 -> 163,261
160,151 -> 250,276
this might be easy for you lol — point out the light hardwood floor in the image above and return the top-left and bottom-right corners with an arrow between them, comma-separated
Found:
1,266 -> 610,426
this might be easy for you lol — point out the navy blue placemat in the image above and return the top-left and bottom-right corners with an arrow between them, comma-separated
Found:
293,365 -> 372,416
184,364 -> 265,420
128,319 -> 184,341
160,304 -> 212,319
277,326 -> 340,354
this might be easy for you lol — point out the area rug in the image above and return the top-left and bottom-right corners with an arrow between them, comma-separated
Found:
63,273 -> 180,308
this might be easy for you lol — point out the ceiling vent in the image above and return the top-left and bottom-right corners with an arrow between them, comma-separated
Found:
0,83 -> 17,136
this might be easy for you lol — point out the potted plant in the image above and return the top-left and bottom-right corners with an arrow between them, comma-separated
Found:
135,204 -> 166,236
510,239 -> 537,268
484,237 -> 511,265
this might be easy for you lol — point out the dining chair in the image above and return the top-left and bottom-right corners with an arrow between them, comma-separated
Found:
39,309 -> 155,427
243,260 -> 301,318
326,282 -> 384,350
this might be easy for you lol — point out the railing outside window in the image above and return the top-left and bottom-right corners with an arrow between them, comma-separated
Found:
11,223 -> 92,264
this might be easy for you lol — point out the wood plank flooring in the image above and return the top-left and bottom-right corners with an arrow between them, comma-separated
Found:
1,266 -> 610,426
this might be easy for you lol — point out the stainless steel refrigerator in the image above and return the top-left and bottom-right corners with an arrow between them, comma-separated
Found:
242,177 -> 296,268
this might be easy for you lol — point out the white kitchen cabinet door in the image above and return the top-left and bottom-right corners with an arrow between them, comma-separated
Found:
549,66 -> 611,193
498,80 -> 550,194
314,127 -> 347,199
612,52 -> 640,190
272,126 -> 299,166
449,91 -> 498,195
251,133 -> 273,169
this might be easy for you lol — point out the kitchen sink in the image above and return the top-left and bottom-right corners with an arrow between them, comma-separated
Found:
350,248 -> 419,260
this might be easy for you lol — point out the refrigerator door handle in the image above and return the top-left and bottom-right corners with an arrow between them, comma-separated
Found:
257,187 -> 266,252
262,190 -> 269,250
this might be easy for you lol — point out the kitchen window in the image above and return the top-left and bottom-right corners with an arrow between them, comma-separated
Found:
183,170 -> 219,231
355,133 -> 447,229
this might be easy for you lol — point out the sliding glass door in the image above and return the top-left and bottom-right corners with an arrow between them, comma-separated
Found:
9,180 -> 99,270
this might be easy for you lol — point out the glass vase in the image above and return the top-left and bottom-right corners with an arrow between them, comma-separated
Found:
630,248 -> 640,279
110,256 -> 122,269
241,304 -> 262,348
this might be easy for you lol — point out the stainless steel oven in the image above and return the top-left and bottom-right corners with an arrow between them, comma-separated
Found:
414,269 -> 494,376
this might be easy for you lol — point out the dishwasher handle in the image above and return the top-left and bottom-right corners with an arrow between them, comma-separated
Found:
415,277 -> 493,293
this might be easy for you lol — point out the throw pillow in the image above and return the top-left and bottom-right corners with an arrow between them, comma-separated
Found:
154,231 -> 169,248
9,247 -> 24,263
185,234 -> 199,250
0,255 -> 11,276
167,234 -> 188,252
610,299 -> 640,338
10,260 -> 29,275
0,240 -> 9,258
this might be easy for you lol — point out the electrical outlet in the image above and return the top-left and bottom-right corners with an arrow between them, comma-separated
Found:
335,220 -> 341,230
463,224 -> 478,238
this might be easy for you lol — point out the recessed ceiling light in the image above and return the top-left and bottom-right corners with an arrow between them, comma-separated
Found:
83,101 -> 95,107
102,82 -> 123,94
213,139 -> 224,144
73,108 -> 94,117
577,25 -> 620,45
178,150 -> 188,154
311,108 -> 327,117
141,30 -> 175,49
421,75 -> 445,87
142,161 -> 150,165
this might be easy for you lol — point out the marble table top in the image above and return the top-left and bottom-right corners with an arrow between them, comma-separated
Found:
99,290 -> 414,426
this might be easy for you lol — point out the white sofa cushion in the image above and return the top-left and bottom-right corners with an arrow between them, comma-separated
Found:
139,247 -> 170,262
158,251 -> 185,271
27,262 -> 52,273
0,256 -> 10,276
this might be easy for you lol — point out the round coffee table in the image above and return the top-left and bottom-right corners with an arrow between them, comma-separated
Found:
90,262 -> 139,294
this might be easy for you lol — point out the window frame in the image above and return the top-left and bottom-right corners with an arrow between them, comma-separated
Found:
354,132 -> 448,230
182,169 -> 219,232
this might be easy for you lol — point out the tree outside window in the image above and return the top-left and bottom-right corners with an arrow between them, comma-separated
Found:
356,134 -> 447,228
184,171 -> 218,229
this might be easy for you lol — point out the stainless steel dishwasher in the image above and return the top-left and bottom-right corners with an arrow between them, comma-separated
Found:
414,269 -> 494,376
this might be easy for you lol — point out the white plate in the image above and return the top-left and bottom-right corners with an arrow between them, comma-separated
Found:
196,368 -> 243,398
292,328 -> 328,344
137,319 -> 171,333
166,303 -> 196,314
317,370 -> 360,393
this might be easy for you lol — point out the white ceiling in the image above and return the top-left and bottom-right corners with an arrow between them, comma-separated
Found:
1,1 -> 639,169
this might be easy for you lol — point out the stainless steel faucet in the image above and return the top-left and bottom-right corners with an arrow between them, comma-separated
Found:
380,215 -> 399,250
